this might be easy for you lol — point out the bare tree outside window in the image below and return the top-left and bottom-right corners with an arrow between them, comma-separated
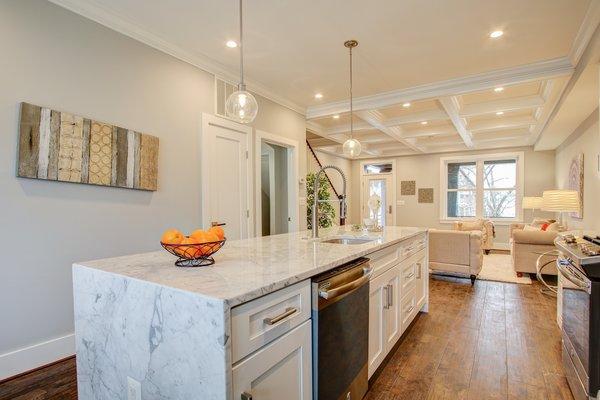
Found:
446,158 -> 517,219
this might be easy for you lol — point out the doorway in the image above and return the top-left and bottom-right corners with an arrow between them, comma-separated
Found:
255,130 -> 299,236
361,160 -> 396,226
200,114 -> 252,240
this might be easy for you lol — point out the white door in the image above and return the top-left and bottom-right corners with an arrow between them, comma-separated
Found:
201,114 -> 252,240
368,271 -> 387,378
384,266 -> 401,351
363,175 -> 394,226
232,320 -> 312,400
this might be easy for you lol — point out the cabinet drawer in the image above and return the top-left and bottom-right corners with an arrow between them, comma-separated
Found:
369,244 -> 401,278
401,234 -> 426,259
400,288 -> 417,331
400,250 -> 425,291
231,280 -> 311,363
232,320 -> 312,400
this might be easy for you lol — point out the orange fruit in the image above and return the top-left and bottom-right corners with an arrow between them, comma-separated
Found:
209,226 -> 225,240
161,229 -> 183,244
176,236 -> 202,259
190,231 -> 219,256
190,229 -> 208,241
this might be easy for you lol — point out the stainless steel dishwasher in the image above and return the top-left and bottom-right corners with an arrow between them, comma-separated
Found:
312,258 -> 372,400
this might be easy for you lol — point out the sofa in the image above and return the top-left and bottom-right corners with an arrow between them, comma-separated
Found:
453,219 -> 495,254
510,221 -> 561,276
429,229 -> 483,284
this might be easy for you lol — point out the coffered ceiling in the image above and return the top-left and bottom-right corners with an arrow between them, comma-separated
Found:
50,0 -> 600,157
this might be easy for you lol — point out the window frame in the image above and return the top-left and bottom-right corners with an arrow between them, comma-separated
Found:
439,152 -> 524,224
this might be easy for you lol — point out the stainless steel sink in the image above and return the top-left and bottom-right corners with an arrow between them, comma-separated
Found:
321,237 -> 374,245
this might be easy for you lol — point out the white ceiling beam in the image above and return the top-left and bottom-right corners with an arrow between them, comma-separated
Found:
468,115 -> 537,132
355,110 -> 424,153
382,110 -> 448,127
568,0 -> 600,65
306,57 -> 574,119
438,97 -> 474,148
459,95 -> 544,117
416,137 -> 467,147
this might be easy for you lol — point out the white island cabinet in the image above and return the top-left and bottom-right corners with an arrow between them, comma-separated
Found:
366,234 -> 428,377
73,226 -> 428,400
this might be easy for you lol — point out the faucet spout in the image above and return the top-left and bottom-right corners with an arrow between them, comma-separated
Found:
312,165 -> 347,239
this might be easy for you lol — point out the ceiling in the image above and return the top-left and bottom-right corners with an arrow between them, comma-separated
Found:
51,0 -> 599,158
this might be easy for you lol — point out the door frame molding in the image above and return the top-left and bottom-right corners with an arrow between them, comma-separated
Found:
360,159 -> 397,226
200,113 -> 253,238
254,130 -> 300,235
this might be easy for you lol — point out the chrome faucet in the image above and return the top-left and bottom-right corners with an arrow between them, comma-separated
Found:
312,165 -> 347,239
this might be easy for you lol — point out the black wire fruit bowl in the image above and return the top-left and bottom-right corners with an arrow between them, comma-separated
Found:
161,239 -> 226,267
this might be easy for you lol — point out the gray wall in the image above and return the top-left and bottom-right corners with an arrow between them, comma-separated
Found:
0,0 -> 305,374
555,110 -> 600,231
350,147 -> 556,246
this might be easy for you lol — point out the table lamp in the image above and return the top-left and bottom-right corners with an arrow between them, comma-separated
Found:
542,190 -> 580,229
522,196 -> 544,220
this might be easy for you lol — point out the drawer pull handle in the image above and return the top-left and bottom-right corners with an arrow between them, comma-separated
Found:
416,263 -> 422,279
387,284 -> 394,307
404,305 -> 414,314
406,272 -> 415,280
263,307 -> 298,325
383,286 -> 389,309
241,391 -> 253,400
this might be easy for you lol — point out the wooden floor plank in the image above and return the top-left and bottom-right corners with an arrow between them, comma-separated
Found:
0,276 -> 574,400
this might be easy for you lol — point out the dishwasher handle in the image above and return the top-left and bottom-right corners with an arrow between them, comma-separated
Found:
319,267 -> 373,300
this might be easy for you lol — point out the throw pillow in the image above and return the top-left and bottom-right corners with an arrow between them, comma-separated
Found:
540,223 -> 550,231
524,225 -> 542,232
546,222 -> 560,232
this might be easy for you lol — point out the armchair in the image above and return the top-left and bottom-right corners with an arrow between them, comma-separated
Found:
510,223 -> 559,276
429,229 -> 483,284
453,219 -> 495,254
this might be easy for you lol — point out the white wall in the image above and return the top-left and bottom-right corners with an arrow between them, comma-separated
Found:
555,110 -> 600,232
350,147 -> 556,246
307,149 -> 353,225
0,0 -> 305,378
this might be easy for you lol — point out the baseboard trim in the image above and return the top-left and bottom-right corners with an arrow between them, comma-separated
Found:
0,333 -> 75,381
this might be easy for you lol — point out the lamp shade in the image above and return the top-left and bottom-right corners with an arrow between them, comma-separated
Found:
542,190 -> 580,212
522,196 -> 544,210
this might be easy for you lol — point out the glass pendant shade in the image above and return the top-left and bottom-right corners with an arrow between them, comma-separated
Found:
343,138 -> 362,157
226,89 -> 258,123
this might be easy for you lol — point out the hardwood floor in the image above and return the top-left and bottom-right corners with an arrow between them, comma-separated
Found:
0,275 -> 572,400
366,275 -> 573,400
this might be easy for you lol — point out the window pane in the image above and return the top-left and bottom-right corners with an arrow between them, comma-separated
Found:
368,179 -> 387,227
484,190 -> 516,218
364,163 -> 393,174
448,162 -> 476,189
484,160 -> 516,189
447,190 -> 476,218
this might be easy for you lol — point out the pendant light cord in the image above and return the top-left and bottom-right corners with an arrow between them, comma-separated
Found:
349,45 -> 353,139
239,0 -> 244,87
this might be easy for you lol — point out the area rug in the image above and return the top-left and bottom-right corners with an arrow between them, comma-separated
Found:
478,253 -> 532,284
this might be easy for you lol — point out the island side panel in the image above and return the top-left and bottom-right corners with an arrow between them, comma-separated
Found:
73,265 -> 231,400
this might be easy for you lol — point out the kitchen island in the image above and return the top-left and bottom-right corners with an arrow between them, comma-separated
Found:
73,226 -> 428,399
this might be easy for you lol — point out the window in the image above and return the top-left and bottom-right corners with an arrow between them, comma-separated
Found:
441,153 -> 523,222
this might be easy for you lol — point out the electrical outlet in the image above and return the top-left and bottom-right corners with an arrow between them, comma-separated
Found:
127,377 -> 141,400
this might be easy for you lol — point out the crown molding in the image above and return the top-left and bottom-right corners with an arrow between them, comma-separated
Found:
306,57 -> 574,119
568,0 -> 600,66
47,0 -> 306,115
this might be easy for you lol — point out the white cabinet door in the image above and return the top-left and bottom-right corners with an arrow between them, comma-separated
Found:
368,271 -> 387,378
383,266 -> 401,352
415,252 -> 428,309
232,320 -> 312,400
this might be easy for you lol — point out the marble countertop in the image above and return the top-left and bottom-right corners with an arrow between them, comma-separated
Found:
74,226 -> 427,307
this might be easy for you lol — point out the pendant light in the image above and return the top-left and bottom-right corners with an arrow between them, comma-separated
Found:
342,40 -> 362,157
226,0 -> 258,123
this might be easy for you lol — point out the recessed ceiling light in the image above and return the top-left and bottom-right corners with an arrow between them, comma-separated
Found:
226,40 -> 238,48
402,102 -> 411,108
333,114 -> 340,119
494,87 -> 504,93
489,30 -> 504,39
421,121 -> 428,125
496,111 -> 504,116
314,93 -> 323,99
